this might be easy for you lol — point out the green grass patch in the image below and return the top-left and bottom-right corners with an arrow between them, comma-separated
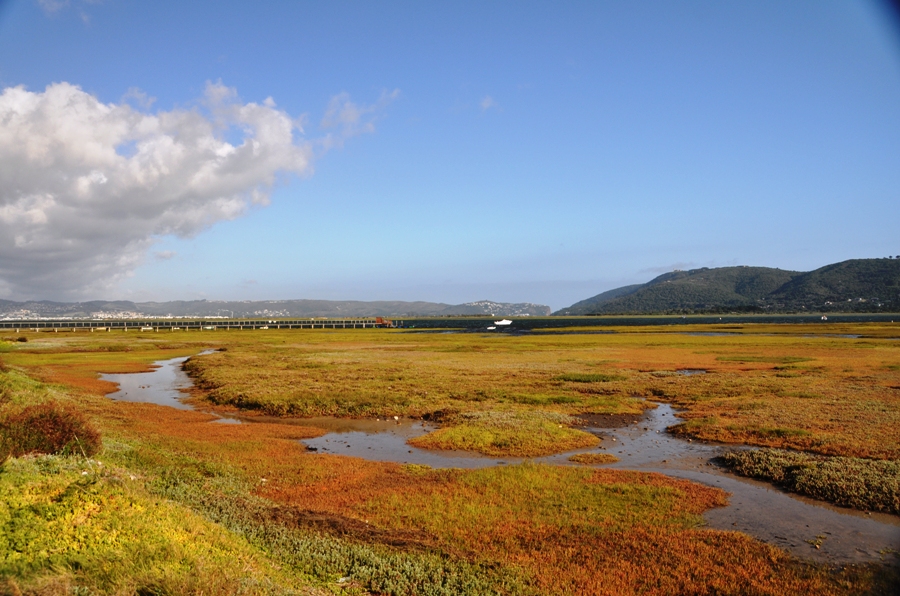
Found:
669,416 -> 718,434
716,356 -> 814,364
736,401 -> 766,411
775,391 -> 823,399
554,373 -> 625,383
0,455 -> 304,595
568,452 -> 619,465
508,393 -> 581,405
755,427 -> 811,439
0,369 -> 69,408
409,410 -> 599,457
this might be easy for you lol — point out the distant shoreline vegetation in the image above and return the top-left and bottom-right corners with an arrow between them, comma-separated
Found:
2,313 -> 899,334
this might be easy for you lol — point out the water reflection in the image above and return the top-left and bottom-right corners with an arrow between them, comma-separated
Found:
102,356 -> 195,409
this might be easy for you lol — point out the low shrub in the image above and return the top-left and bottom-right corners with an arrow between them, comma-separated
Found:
568,452 -> 619,464
720,448 -> 900,514
1,402 -> 101,457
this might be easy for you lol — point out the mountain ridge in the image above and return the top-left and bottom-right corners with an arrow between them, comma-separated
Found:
555,258 -> 900,315
0,298 -> 551,319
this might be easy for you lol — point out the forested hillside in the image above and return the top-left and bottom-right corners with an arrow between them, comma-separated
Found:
557,259 -> 900,314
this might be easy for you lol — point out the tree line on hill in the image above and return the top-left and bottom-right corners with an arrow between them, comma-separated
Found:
555,258 -> 900,315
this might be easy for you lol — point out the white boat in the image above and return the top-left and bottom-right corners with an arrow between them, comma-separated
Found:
494,319 -> 512,326
487,326 -> 496,330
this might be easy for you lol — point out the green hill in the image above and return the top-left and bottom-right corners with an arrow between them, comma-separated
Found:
768,259 -> 900,310
556,259 -> 900,315
561,284 -> 643,314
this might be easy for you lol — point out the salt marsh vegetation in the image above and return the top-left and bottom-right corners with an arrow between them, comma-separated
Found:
1,322 -> 898,594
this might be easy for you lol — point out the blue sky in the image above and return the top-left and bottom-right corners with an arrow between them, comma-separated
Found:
0,0 -> 898,310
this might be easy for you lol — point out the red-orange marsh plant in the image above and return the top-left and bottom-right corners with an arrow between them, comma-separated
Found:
1,401 -> 101,457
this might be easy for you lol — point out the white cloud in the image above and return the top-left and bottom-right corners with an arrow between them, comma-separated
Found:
0,81 -> 388,299
320,88 -> 399,149
36,0 -> 103,17
122,87 -> 156,109
480,95 -> 497,111
36,0 -> 70,14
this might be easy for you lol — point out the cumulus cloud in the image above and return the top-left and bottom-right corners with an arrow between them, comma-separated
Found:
0,81 -> 388,299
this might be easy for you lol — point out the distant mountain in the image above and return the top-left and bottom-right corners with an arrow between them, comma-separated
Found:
556,259 -> 900,315
0,298 -> 550,319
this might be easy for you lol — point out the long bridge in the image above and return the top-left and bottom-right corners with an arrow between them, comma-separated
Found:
0,317 -> 404,332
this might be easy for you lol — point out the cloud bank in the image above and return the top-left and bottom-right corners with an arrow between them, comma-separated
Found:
0,82 -> 386,299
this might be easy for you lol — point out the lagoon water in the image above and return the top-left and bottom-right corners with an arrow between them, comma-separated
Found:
403,313 -> 900,331
106,353 -> 900,567
102,356 -> 195,409
101,349 -> 217,410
